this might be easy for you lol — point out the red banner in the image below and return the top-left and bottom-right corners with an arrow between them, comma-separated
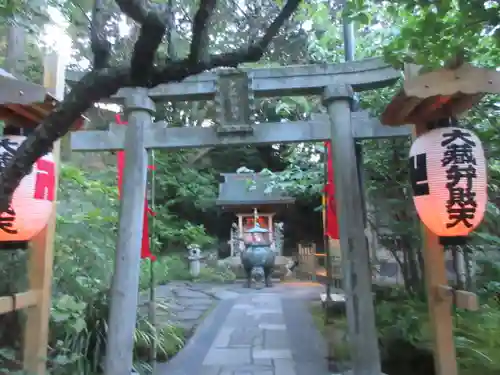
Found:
324,141 -> 339,239
116,114 -> 156,261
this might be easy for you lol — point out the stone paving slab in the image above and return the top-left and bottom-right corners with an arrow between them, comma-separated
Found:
258,323 -> 286,330
253,349 -> 293,360
203,348 -> 252,366
262,329 -> 289,350
212,327 -> 234,348
139,282 -> 219,334
157,282 -> 331,375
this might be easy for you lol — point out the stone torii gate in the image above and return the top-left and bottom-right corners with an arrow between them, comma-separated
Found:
69,58 -> 411,375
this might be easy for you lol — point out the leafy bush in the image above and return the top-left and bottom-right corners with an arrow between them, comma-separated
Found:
311,284 -> 500,375
42,165 -> 187,374
373,289 -> 500,375
455,305 -> 500,375
35,163 -> 231,374
147,254 -> 236,284
139,256 -> 190,289
197,263 -> 236,283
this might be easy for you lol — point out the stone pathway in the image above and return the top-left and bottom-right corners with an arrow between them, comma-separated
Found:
156,282 -> 331,375
140,282 -> 221,333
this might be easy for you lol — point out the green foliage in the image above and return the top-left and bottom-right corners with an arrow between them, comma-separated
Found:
1,0 -> 499,373
32,161 -> 232,373
455,306 -> 500,375
0,0 -> 48,30
150,150 -> 218,251
45,164 -> 188,374
375,289 -> 426,346
263,2 -> 500,373
143,254 -> 236,284
309,303 -> 351,362
374,290 -> 500,375
196,263 -> 236,283
0,160 -> 228,373
346,0 -> 500,67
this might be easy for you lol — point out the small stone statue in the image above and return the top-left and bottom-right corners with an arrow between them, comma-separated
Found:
273,221 -> 284,254
230,222 -> 242,255
187,244 -> 203,278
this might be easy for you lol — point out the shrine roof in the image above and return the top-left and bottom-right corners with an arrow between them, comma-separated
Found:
216,173 -> 295,207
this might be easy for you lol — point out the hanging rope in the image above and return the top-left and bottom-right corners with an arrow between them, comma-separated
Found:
148,149 -> 157,371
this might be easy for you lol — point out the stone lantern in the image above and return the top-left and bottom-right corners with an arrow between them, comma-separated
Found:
240,209 -> 276,287
187,244 -> 203,278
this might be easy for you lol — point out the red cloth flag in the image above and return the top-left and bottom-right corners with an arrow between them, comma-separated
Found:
115,114 -> 156,261
324,141 -> 339,239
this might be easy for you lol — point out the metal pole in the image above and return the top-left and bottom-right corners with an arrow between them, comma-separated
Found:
148,150 -> 157,372
323,142 -> 333,296
342,19 -> 355,63
323,141 -> 338,373
104,89 -> 155,375
342,11 -> 368,238
340,14 -> 380,375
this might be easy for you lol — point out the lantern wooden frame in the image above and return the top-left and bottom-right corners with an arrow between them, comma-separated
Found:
0,68 -> 85,131
380,59 -> 500,375
0,54 -> 84,375
381,60 -> 500,127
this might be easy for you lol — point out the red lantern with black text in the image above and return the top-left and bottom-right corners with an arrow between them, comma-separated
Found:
0,136 -> 55,242
409,127 -> 487,240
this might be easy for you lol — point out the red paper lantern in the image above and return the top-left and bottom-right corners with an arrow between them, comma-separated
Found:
0,135 -> 55,242
409,127 -> 487,239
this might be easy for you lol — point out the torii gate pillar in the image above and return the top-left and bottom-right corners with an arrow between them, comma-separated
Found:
324,84 -> 381,375
104,89 -> 154,375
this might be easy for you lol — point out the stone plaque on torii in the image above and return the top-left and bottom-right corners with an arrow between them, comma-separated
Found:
68,58 -> 411,375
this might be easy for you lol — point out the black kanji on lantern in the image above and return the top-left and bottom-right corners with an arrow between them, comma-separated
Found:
442,143 -> 477,166
441,129 -> 477,229
441,129 -> 476,148
0,138 -> 20,169
0,204 -> 18,234
0,138 -> 20,234
409,153 -> 430,196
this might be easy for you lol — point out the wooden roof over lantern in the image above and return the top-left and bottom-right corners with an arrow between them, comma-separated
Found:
381,60 -> 500,126
0,68 -> 85,130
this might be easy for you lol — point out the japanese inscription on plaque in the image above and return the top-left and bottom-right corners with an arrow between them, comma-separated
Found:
214,69 -> 255,134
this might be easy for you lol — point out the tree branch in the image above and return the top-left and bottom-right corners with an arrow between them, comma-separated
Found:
0,0 -> 302,213
152,0 -> 302,82
130,9 -> 169,84
73,1 -> 92,25
113,0 -> 153,24
90,0 -> 112,69
189,0 -> 217,64
165,0 -> 176,59
115,0 -> 172,84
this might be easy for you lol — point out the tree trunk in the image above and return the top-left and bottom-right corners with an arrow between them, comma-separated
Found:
463,247 -> 475,292
415,247 -> 426,299
452,247 -> 466,290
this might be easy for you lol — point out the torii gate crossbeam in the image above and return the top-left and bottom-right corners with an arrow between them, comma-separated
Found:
68,58 -> 406,375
